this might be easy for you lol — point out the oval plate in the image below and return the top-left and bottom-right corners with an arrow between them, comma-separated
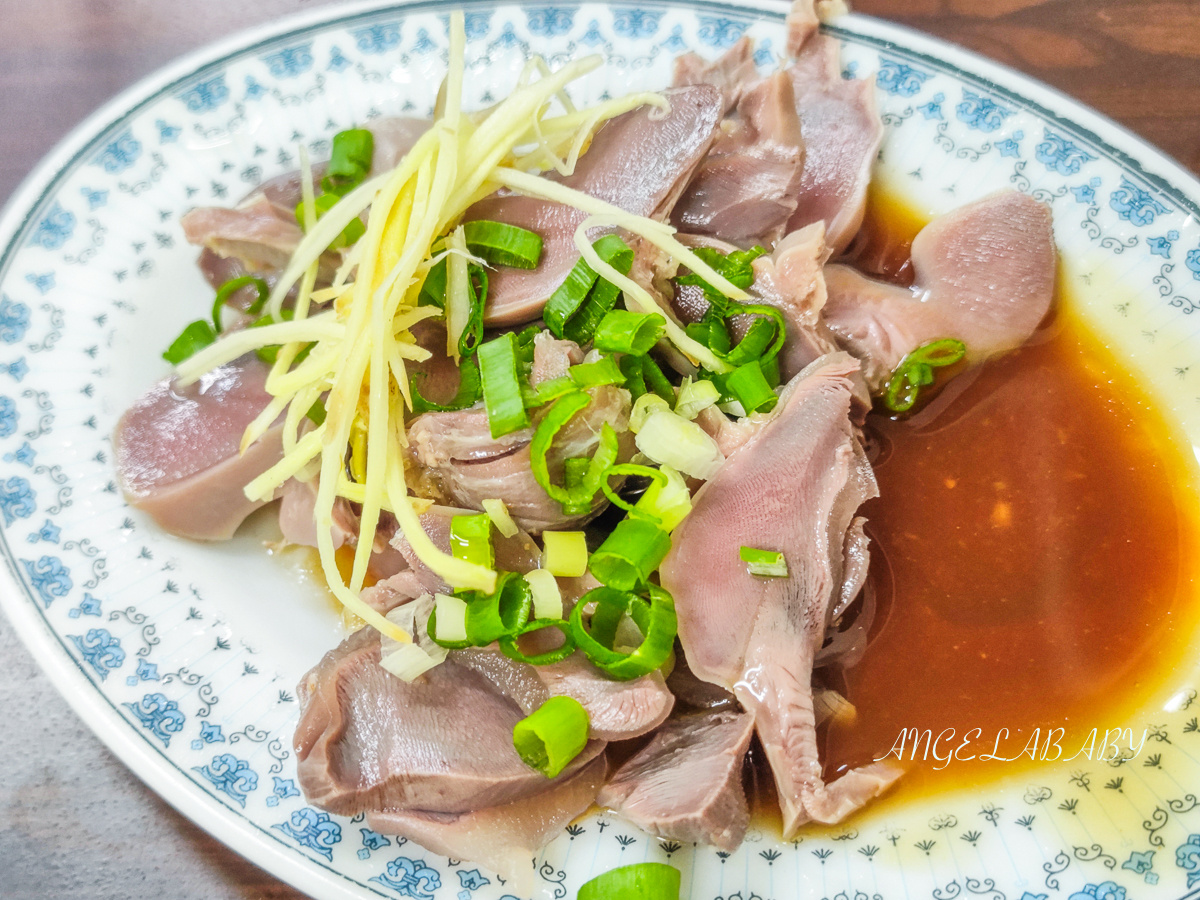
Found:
2,1 -> 1200,898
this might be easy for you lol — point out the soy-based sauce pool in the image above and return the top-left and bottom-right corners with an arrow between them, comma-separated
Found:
813,190 -> 1200,803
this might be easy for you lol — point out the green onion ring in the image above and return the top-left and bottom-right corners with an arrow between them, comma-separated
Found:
210,276 -> 269,332
598,464 -> 668,518
568,584 -> 677,681
498,618 -> 577,666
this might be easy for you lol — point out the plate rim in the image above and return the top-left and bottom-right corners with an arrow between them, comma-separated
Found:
2,1 -> 1199,897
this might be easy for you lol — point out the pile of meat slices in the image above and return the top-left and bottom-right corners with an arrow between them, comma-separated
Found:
112,0 -> 1056,881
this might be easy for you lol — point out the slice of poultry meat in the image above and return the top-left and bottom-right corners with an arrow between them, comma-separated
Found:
784,23 -> 884,254
465,85 -> 723,326
294,626 -> 605,817
670,71 -> 806,247
659,353 -> 901,835
277,477 -> 408,581
673,36 -> 759,113
747,223 -> 840,380
113,354 -> 283,540
407,383 -> 634,534
183,117 -> 431,292
535,652 -> 674,742
823,190 -> 1056,390
367,753 -> 606,892
598,709 -> 755,851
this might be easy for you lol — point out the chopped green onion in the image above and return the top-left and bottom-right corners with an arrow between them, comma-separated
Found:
634,410 -> 724,480
592,309 -> 666,356
629,393 -> 670,434
449,513 -> 494,570
543,235 -> 633,343
598,464 -> 669,518
578,863 -> 682,900
499,618 -> 577,666
433,593 -> 469,642
568,356 -> 626,389
305,401 -> 327,426
322,128 -> 374,196
410,355 -> 482,414
588,517 -> 672,591
524,569 -> 564,620
463,571 -> 533,645
427,605 -> 472,649
210,275 -> 269,332
482,498 -> 519,538
686,309 -> 731,357
523,374 -> 577,409
512,696 -> 590,778
618,354 -> 647,399
563,457 -> 589,494
463,220 -> 543,269
761,353 -> 781,389
530,392 -> 619,515
635,465 -> 692,533
419,258 -> 448,308
725,302 -> 787,364
162,319 -> 217,365
725,361 -> 778,414
675,245 -> 765,309
569,585 -> 678,681
740,546 -> 789,578
641,353 -> 676,404
542,531 -> 588,577
478,332 -> 531,438
457,265 -> 489,359
674,377 -> 721,420
884,338 -> 967,413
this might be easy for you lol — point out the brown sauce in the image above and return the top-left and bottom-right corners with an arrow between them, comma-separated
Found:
813,189 -> 1200,803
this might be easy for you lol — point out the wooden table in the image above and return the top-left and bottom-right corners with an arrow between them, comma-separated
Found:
0,1 -> 1196,897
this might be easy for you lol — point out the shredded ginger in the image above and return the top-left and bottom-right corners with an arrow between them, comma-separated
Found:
170,11 -> 758,646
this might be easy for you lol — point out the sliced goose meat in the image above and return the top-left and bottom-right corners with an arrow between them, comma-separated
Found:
598,709 -> 755,851
114,354 -> 282,541
278,478 -> 408,581
391,505 -> 541,595
182,193 -> 312,278
748,223 -> 839,380
368,116 -> 433,172
823,191 -> 1056,390
360,570 -> 427,615
367,753 -> 606,890
530,331 -> 584,385
535,653 -> 674,741
659,353 -> 901,834
454,641 -> 672,743
466,86 -> 723,326
183,118 -> 430,289
783,31 -> 884,254
294,626 -> 604,816
672,36 -> 760,113
670,71 -> 806,246
278,477 -> 355,548
408,385 -> 634,534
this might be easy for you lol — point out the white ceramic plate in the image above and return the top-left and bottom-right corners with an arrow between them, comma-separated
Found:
3,2 -> 1200,898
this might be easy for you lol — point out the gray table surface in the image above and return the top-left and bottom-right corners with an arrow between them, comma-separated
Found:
2,1 -> 1198,898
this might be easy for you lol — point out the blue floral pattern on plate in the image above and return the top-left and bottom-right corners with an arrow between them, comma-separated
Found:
0,3 -> 1198,899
